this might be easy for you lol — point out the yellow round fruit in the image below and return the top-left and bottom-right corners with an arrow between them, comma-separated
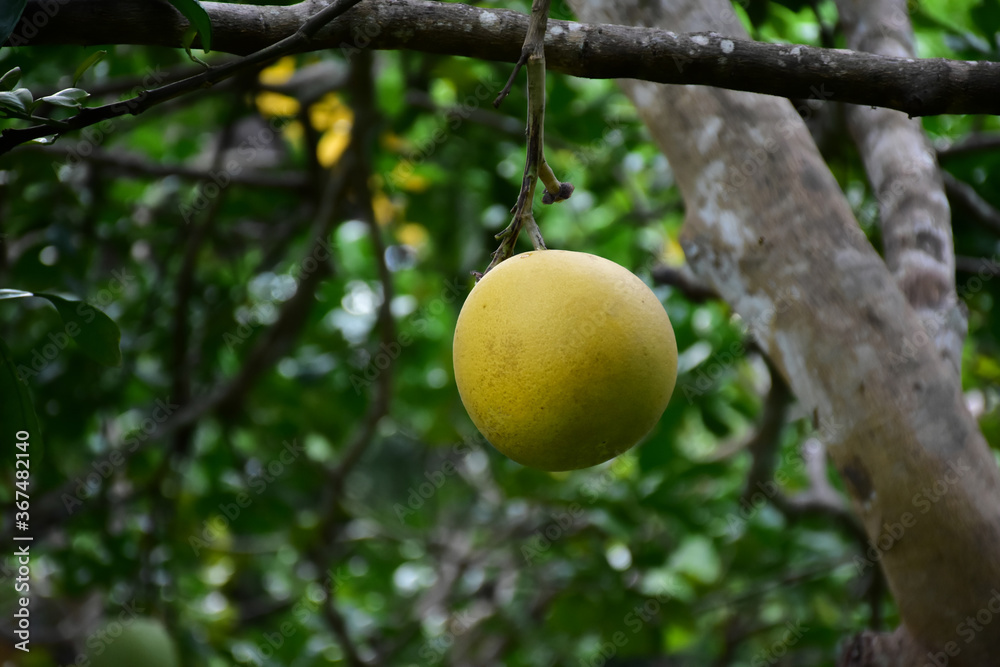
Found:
453,249 -> 677,471
89,617 -> 180,667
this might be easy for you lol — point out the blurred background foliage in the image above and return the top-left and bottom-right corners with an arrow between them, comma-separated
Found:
1,0 -> 1000,664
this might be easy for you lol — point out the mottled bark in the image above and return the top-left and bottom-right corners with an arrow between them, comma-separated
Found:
566,0 -> 1000,665
7,0 -> 1000,116
836,0 -> 964,378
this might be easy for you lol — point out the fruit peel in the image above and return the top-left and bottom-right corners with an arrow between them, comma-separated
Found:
453,250 -> 678,471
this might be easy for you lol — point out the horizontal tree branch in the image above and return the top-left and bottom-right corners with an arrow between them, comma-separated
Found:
23,144 -> 310,187
9,0 -> 1000,117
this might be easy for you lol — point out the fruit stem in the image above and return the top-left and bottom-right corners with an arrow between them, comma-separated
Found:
481,0 -> 569,277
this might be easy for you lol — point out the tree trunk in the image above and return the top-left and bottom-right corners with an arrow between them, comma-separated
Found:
567,0 -> 1000,665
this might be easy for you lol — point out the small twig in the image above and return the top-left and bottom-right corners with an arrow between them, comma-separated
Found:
483,0 -> 574,275
0,0 -> 367,155
493,52 -> 528,108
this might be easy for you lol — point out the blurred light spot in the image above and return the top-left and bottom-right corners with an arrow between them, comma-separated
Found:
464,449 -> 489,475
497,158 -> 518,179
39,245 -> 59,266
426,367 -> 448,388
385,244 -> 417,271
623,152 -> 644,173
692,307 -> 713,334
201,591 -> 228,615
393,563 -> 436,594
567,189 -> 594,213
203,559 -> 234,586
966,388 -> 985,418
391,295 -> 418,318
337,219 -> 368,244
131,240 -> 151,261
676,340 -> 712,374
606,543 -> 632,571
482,204 -> 508,229
277,357 -> 299,378
342,280 -> 383,316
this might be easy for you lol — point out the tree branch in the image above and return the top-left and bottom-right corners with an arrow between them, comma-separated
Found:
0,0 -> 367,154
8,0 -> 1000,120
836,0 -> 964,377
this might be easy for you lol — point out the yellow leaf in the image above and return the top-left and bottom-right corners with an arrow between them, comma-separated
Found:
310,92 -> 353,132
317,126 -> 351,167
255,91 -> 300,118
259,56 -> 297,85
388,162 -> 430,193
396,223 -> 429,249
381,131 -> 410,153
372,193 -> 396,226
660,235 -> 686,267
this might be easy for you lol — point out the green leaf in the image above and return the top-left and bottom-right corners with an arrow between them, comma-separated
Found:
168,0 -> 212,53
73,51 -> 107,86
0,66 -> 20,92
0,89 -> 27,115
34,293 -> 122,367
0,0 -> 28,47
41,87 -> 90,108
0,288 -> 33,300
0,336 -> 41,440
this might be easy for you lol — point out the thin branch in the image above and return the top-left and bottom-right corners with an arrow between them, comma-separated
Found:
12,0 -> 1000,116
651,264 -> 719,303
22,144 -> 309,188
956,254 -> 1000,276
740,370 -> 793,506
937,133 -> 1000,160
942,172 -> 1000,237
0,0 -> 368,155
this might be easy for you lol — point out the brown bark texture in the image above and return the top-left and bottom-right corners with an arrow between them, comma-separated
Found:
565,0 -> 1000,665
7,0 -> 1000,116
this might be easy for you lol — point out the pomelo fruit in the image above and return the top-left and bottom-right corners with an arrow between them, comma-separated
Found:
453,249 -> 677,471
